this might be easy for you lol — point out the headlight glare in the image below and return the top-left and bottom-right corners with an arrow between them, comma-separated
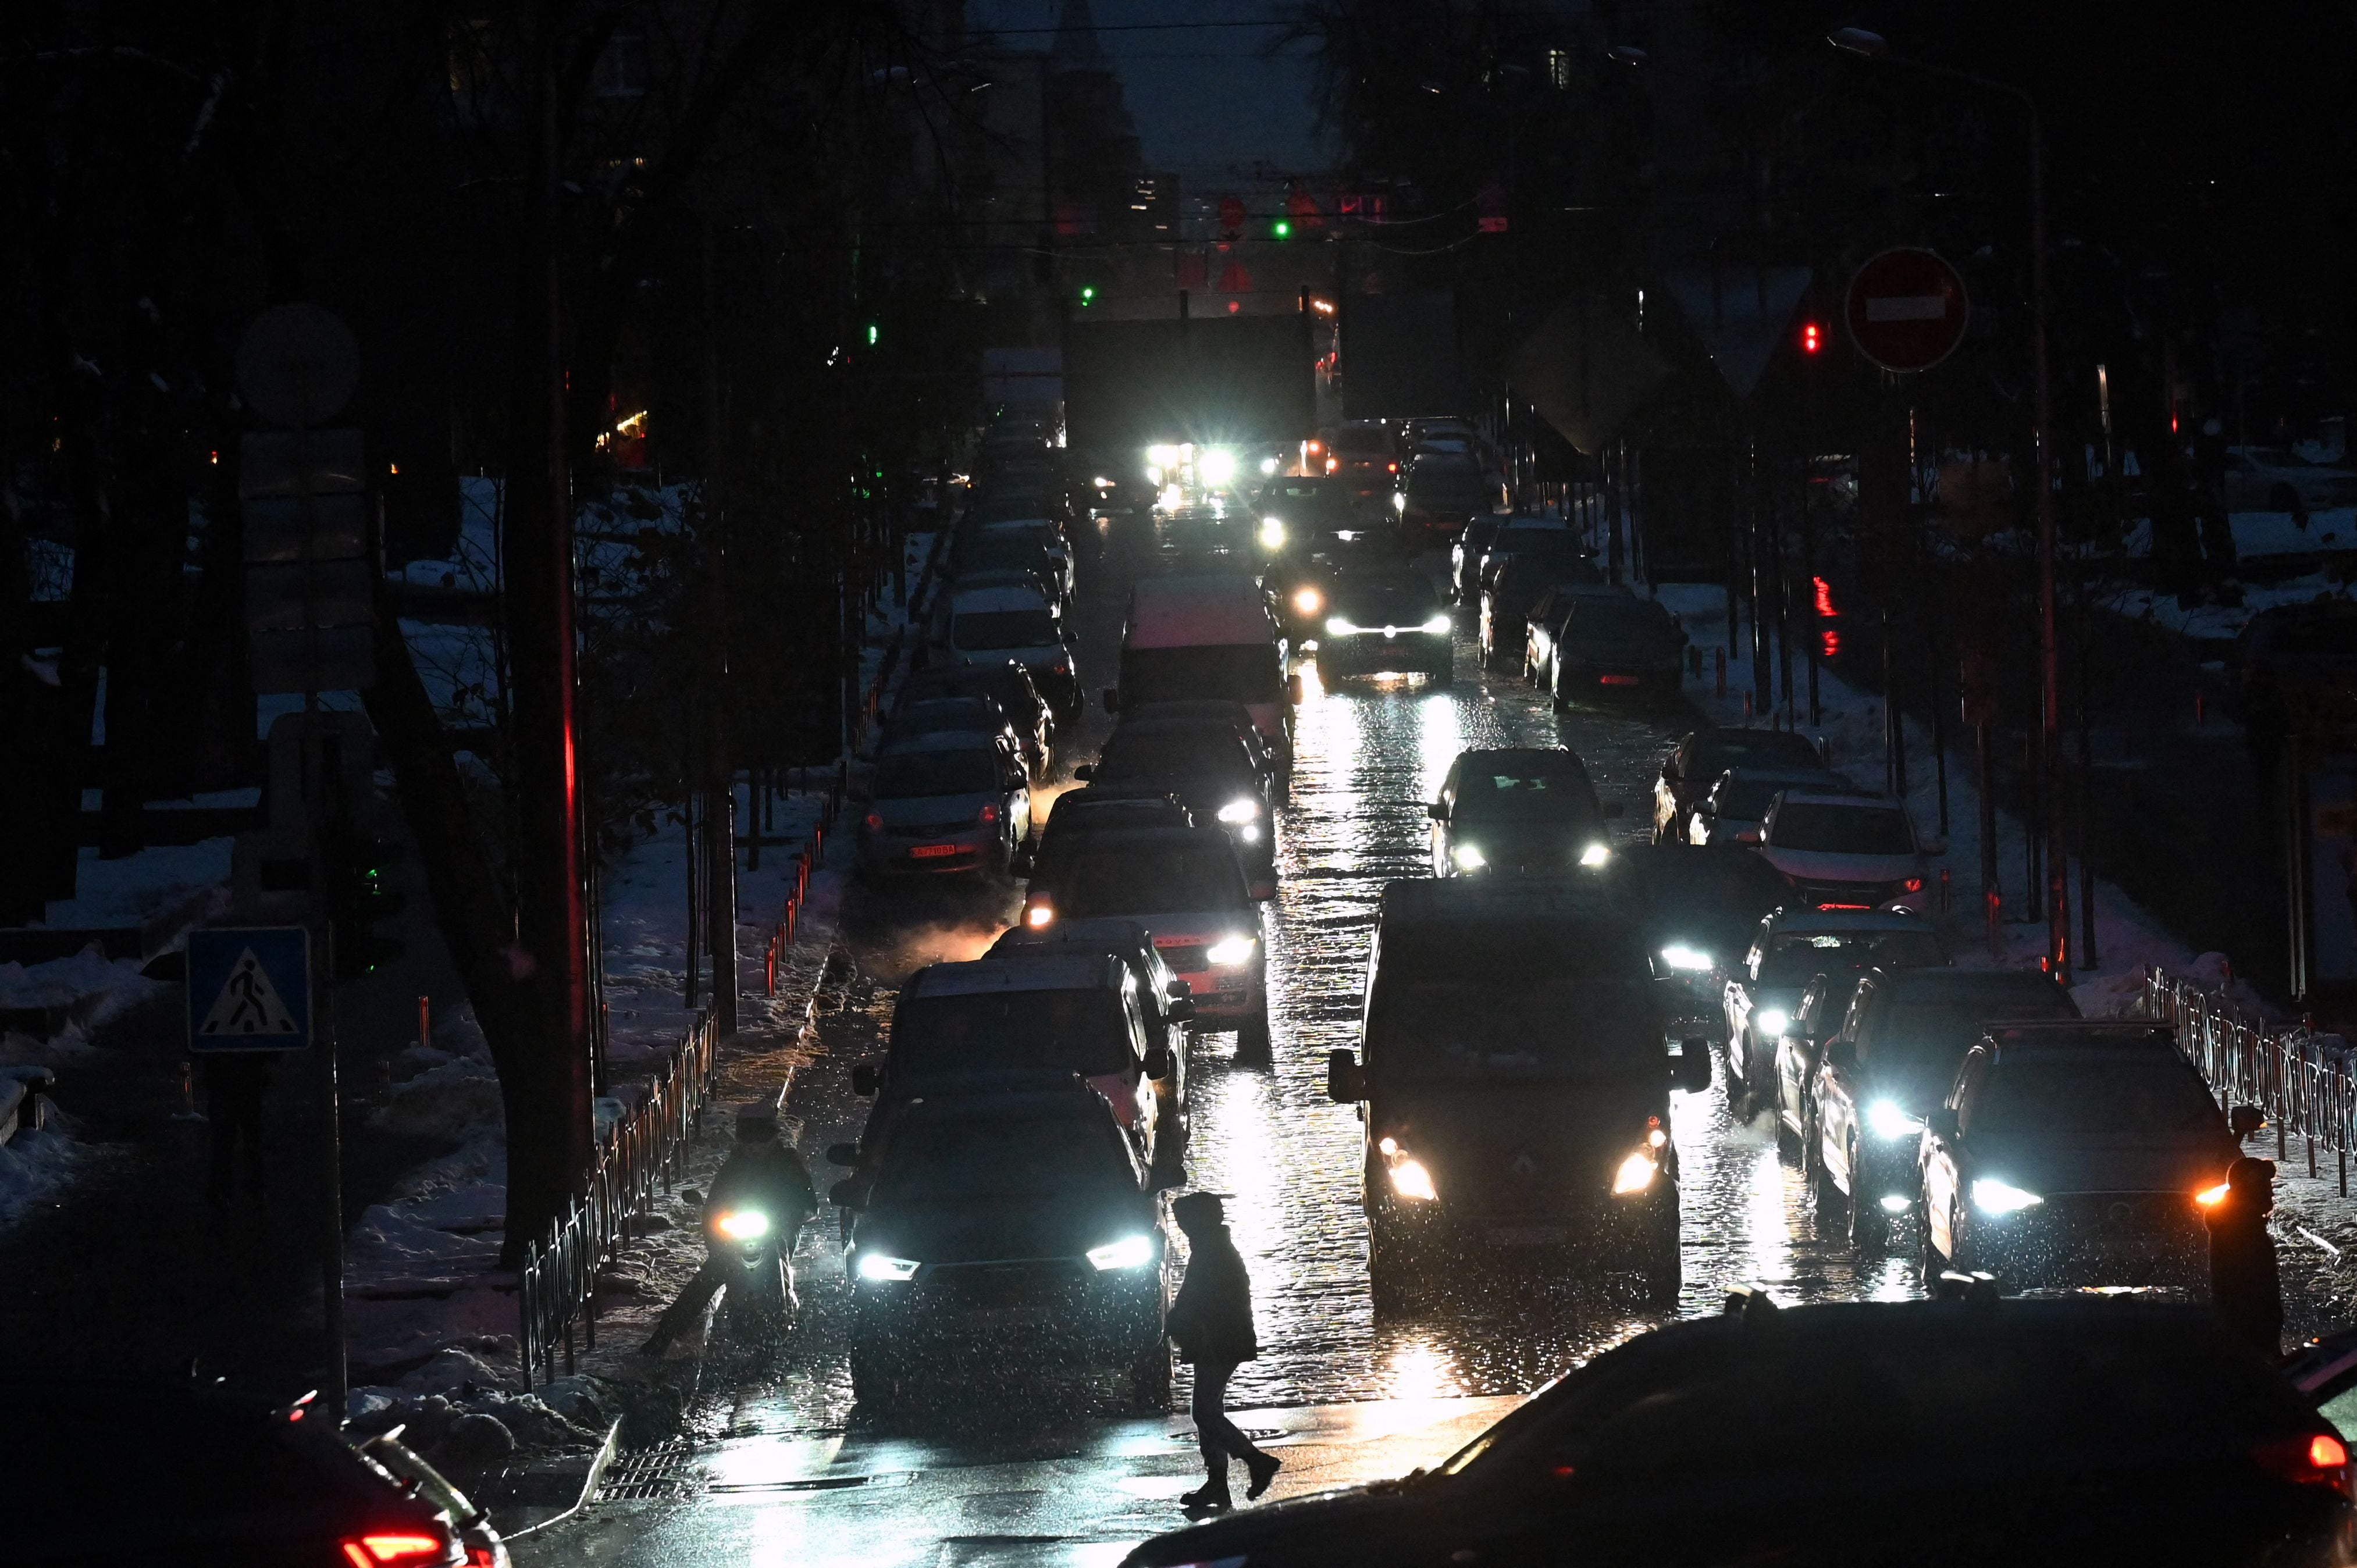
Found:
1754,1007 -> 1791,1038
713,1210 -> 769,1241
1659,943 -> 1712,972
1325,616 -> 1359,637
1420,614 -> 1451,635
1612,1150 -> 1657,1195
1258,518 -> 1287,549
1293,586 -> 1324,616
1200,448 -> 1237,485
1971,1178 -> 2044,1214
1579,843 -> 1611,867
1866,1099 -> 1927,1140
1388,1157 -> 1438,1201
857,1252 -> 920,1281
1205,935 -> 1258,967
1452,843 -> 1487,871
1087,1234 -> 1156,1270
1216,799 -> 1261,824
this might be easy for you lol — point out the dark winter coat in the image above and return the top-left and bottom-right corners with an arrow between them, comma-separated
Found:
2206,1201 -> 2284,1358
706,1141 -> 817,1242
1167,1223 -> 1258,1364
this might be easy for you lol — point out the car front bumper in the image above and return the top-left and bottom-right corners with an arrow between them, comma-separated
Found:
1373,1181 -> 1678,1260
1964,1195 -> 2209,1287
850,1266 -> 1162,1359
1319,633 -> 1451,677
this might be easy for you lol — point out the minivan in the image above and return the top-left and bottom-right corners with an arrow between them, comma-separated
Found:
1106,575 -> 1294,776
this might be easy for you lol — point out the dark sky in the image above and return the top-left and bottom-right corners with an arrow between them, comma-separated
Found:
970,0 -> 1334,187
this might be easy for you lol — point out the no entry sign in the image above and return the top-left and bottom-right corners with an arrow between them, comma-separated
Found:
1845,247 -> 1969,373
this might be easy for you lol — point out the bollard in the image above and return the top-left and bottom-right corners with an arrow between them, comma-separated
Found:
173,1060 -> 205,1122
418,993 -> 431,1052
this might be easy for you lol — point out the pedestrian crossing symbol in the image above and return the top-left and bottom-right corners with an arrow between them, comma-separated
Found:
186,927 -> 312,1053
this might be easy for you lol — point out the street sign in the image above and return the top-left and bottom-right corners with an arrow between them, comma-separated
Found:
1217,194 -> 1245,236
1845,247 -> 1968,373
187,927 -> 313,1052
239,429 -> 376,693
236,304 -> 361,428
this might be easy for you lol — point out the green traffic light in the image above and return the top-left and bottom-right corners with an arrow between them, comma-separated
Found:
865,323 -> 879,346
1081,286 -> 1096,305
1273,220 -> 1291,238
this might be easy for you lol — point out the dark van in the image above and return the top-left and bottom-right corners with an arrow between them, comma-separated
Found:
1326,879 -> 1708,1310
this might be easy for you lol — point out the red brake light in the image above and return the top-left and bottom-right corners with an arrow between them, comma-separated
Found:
1387,461 -> 1399,472
1902,876 -> 1924,892
864,812 -> 883,831
978,803 -> 999,824
2253,1432 -> 2353,1497
2315,1434 -> 2348,1469
342,1535 -> 451,1567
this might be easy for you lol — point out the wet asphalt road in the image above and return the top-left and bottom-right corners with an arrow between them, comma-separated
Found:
524,512 -> 1921,1567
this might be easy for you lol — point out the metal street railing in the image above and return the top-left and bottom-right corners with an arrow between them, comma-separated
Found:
518,1007 -> 718,1388
2146,965 -> 2357,1191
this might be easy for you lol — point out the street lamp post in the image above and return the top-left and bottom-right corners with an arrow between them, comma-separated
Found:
1829,28 -> 2068,981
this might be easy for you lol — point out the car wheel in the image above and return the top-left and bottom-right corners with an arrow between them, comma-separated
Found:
1811,1134 -> 1845,1213
1775,1107 -> 1802,1164
1847,1144 -> 1888,1255
1236,1005 -> 1273,1064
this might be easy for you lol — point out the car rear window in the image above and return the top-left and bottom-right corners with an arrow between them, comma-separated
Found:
1761,929 -> 1946,983
1454,764 -> 1597,823
1769,803 -> 1914,855
1689,730 -> 1823,778
875,748 -> 999,799
1566,598 -> 1675,639
1332,427 -> 1389,453
1049,841 -> 1250,915
1097,730 -> 1254,781
955,609 -> 1060,651
896,990 -> 1135,1078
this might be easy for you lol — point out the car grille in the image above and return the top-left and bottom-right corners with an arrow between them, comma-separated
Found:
1155,942 -> 1209,973
928,1260 -> 1082,1312
1796,877 -> 1914,907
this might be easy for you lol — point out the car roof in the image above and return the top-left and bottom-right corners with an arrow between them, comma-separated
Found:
1126,575 -> 1276,647
950,581 -> 1054,610
1981,1020 -> 2164,1054
878,729 -> 1003,756
1055,825 -> 1235,854
907,954 -> 1124,998
1761,907 -> 1925,933
992,915 -> 1157,954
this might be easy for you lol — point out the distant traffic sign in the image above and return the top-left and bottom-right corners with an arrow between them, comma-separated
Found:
187,928 -> 312,1053
1845,247 -> 1968,373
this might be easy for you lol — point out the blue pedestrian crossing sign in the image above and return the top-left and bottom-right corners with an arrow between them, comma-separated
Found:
187,928 -> 312,1053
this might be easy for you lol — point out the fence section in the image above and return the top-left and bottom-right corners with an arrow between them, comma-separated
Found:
2146,966 -> 2357,1187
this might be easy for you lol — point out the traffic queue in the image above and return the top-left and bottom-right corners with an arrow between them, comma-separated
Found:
811,418 -> 2345,1559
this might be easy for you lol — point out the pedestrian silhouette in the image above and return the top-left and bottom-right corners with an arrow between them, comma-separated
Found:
1166,1191 -> 1279,1510
2206,1155 -> 2283,1359
202,1053 -> 272,1207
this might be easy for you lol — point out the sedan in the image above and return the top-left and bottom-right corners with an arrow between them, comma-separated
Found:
857,730 -> 1032,881
1319,572 -> 1452,686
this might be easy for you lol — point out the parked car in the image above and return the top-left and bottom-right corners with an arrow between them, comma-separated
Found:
1721,908 -> 1947,1116
5,1377 -> 508,1568
1024,786 -> 1195,881
1449,517 -> 1507,603
893,660 -> 1056,781
1479,550 -> 1602,669
856,730 -> 1032,882
1526,592 -> 1686,707
1920,1021 -> 2267,1288
1078,719 -> 1277,896
1319,571 -> 1452,686
1427,746 -> 1619,877
1397,454 -> 1496,549
2223,446 -> 2357,514
1754,790 -> 1945,912
1618,843 -> 1800,1051
1651,726 -> 1829,843
877,696 -> 1028,774
835,1085 -> 1172,1409
1326,877 -> 1702,1312
1803,967 -> 2080,1253
1123,1296 -> 2357,1568
1687,765 -> 1857,844
1023,826 -> 1271,1057
934,575 -> 1079,718
1120,698 -> 1287,799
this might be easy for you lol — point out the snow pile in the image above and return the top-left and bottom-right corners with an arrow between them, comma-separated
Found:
0,1097 -> 83,1232
41,840 -> 233,931
0,943 -> 169,1038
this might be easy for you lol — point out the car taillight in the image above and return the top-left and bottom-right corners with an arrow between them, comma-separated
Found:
2254,1432 -> 2353,1498
464,1549 -> 499,1568
1901,876 -> 1924,892
864,812 -> 882,831
977,803 -> 999,824
341,1534 -> 454,1568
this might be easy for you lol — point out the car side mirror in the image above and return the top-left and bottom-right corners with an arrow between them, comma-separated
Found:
1327,1048 -> 1366,1103
1144,1046 -> 1174,1079
2230,1104 -> 2267,1139
1288,673 -> 1306,704
1166,997 -> 1197,1022
1825,1039 -> 1857,1071
1602,800 -> 1626,819
1674,1038 -> 1712,1093
1102,687 -> 1121,715
1928,1107 -> 1961,1142
825,1142 -> 861,1168
1073,763 -> 1096,781
1427,801 -> 1447,821
850,1063 -> 881,1096
827,1178 -> 863,1209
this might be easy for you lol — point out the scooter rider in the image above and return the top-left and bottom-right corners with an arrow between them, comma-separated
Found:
642,1093 -> 816,1353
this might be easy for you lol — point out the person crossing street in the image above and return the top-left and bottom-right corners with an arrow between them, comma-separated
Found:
1165,1191 -> 1280,1510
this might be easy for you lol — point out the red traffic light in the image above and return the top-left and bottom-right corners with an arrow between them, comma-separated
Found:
1800,320 -> 1824,355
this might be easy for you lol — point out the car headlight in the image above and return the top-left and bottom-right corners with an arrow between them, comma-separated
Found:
713,1209 -> 768,1241
856,1252 -> 920,1281
1258,518 -> 1287,550
1147,443 -> 1179,468
1325,616 -> 1359,636
1866,1099 -> 1927,1140
1391,491 -> 1407,513
1205,935 -> 1258,967
1217,799 -> 1261,824
1026,901 -> 1054,927
1754,1007 -> 1790,1038
2195,1180 -> 2231,1208
1612,1150 -> 1657,1195
1259,456 -> 1280,476
1293,586 -> 1323,616
1388,1156 -> 1438,1201
1658,943 -> 1712,972
1452,843 -> 1487,871
1200,448 -> 1237,485
1579,843 -> 1611,867
1971,1178 -> 2043,1214
1237,824 -> 1261,842
1421,614 -> 1451,635
1087,1234 -> 1156,1271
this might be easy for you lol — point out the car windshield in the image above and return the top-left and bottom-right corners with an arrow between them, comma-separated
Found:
1120,644 -> 1283,705
1454,764 -> 1595,823
1689,730 -> 1824,778
1333,583 -> 1439,623
1865,991 -> 2081,1078
1566,599 -> 1674,640
1045,800 -> 1187,842
1769,803 -> 1914,855
895,990 -> 1135,1078
1097,731 -> 1253,782
1969,1053 -> 2221,1143
1261,482 -> 1352,523
1049,842 -> 1249,915
955,609 -> 1060,650
875,748 -> 999,799
875,1117 -> 1134,1204
1375,980 -> 1658,1083
1760,929 -> 1946,983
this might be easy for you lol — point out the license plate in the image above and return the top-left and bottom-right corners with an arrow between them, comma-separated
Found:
1486,1226 -> 1568,1247
907,844 -> 960,858
974,1305 -> 1048,1326
1598,673 -> 1641,686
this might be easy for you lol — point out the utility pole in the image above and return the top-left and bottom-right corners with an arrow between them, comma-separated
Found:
700,220 -> 738,1041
